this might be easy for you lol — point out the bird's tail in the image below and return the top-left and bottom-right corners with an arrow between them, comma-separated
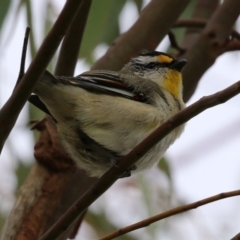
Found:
30,70 -> 58,117
33,70 -> 58,94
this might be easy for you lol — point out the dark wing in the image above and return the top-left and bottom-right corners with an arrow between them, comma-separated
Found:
29,71 -> 147,120
57,71 -> 147,102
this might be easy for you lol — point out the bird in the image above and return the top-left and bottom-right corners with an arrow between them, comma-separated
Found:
30,51 -> 187,177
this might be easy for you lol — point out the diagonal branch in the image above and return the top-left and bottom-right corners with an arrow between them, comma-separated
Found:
182,0 -> 240,101
55,0 -> 92,76
0,0 -> 85,154
100,189 -> 240,240
92,0 -> 190,71
39,79 -> 240,240
180,0 -> 219,51
231,232 -> 240,240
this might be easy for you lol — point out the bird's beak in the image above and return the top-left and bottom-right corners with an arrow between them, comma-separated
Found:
170,59 -> 187,72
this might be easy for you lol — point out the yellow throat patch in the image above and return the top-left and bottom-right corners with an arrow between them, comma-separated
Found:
163,70 -> 182,98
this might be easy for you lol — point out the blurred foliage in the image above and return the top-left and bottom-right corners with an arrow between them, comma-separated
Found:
0,0 -> 12,32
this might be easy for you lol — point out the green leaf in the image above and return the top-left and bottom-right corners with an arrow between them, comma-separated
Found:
80,0 -> 127,63
0,0 -> 12,32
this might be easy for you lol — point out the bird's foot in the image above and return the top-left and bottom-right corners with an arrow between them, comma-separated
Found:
118,164 -> 137,178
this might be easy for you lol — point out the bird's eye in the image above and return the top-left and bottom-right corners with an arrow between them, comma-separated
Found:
146,63 -> 156,69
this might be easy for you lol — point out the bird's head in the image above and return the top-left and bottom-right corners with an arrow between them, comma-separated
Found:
129,51 -> 187,99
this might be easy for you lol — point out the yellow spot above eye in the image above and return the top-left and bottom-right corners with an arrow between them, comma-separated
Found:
157,55 -> 173,64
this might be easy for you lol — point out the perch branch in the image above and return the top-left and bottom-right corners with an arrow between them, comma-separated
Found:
39,80 -> 240,240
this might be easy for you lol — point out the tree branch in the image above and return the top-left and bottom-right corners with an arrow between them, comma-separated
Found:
0,1 -> 89,239
0,117 -> 74,240
100,189 -> 240,240
182,0 -> 240,101
55,0 -> 92,76
224,40 -> 240,52
180,0 -> 219,50
39,80 -> 240,240
173,18 -> 240,40
0,0 -> 84,153
92,0 -> 190,70
231,232 -> 240,240
179,0 -> 218,100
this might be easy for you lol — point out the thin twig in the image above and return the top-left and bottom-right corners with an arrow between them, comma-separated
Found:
39,80 -> 240,240
100,189 -> 240,240
173,18 -> 240,40
173,18 -> 210,28
15,26 -> 30,88
168,31 -> 186,55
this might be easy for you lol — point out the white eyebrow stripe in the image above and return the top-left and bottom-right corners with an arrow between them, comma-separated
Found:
133,55 -> 158,64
